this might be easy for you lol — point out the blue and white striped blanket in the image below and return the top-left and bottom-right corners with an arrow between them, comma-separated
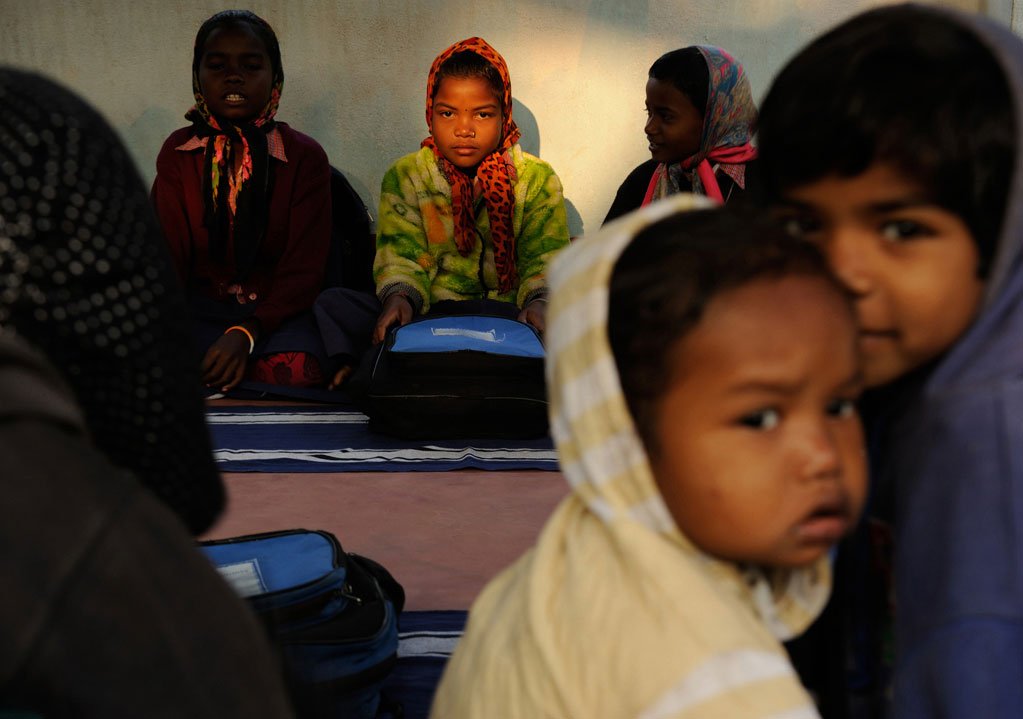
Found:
206,406 -> 558,473
383,611 -> 466,719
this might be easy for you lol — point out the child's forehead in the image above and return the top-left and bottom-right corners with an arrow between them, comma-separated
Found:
706,274 -> 849,328
433,75 -> 501,102
646,77 -> 689,100
202,23 -> 269,56
645,78 -> 700,115
669,275 -> 855,382
781,162 -> 934,208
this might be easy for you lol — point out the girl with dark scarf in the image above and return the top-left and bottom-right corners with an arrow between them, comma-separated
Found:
604,46 -> 759,224
0,68 -> 222,535
152,9 -> 332,392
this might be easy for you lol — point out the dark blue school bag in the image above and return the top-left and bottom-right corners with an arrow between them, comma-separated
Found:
357,314 -> 548,439
199,529 -> 404,718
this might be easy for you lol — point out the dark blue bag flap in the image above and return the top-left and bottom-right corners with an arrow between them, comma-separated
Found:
201,530 -> 341,598
390,316 -> 543,358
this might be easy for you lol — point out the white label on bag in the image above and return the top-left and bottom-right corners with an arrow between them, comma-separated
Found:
216,559 -> 267,598
430,327 -> 504,343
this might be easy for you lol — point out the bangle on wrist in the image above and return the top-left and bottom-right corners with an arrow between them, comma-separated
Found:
225,325 -> 255,355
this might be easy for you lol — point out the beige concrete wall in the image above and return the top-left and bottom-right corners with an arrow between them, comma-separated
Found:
0,0 -> 997,234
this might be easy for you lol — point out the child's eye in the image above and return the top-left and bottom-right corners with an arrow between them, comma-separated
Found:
826,398 -> 857,419
739,409 -> 780,430
438,110 -> 454,118
245,63 -> 263,72
880,219 -> 930,242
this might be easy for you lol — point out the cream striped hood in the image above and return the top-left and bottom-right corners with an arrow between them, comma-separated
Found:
432,195 -> 829,719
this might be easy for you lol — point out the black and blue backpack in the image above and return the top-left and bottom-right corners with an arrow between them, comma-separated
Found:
356,314 -> 548,440
200,529 -> 404,718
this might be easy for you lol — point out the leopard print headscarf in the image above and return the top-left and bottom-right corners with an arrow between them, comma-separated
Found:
422,37 -> 522,294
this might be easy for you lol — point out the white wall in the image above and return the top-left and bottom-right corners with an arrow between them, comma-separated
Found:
0,0 -> 991,235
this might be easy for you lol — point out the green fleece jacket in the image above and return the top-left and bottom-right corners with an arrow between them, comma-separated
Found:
373,145 -> 571,313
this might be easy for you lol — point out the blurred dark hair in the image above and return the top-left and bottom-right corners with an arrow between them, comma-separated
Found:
757,5 -> 1015,272
649,47 -> 709,118
608,207 -> 848,455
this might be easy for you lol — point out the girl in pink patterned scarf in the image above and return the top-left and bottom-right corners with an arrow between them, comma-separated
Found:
605,46 -> 759,224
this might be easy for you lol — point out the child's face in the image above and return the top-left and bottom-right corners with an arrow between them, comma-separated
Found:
777,163 -> 985,388
644,77 -> 704,164
430,76 -> 503,173
198,23 -> 273,123
650,274 -> 867,568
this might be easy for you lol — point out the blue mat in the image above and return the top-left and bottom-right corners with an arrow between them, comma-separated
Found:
206,405 -> 558,473
381,611 -> 466,719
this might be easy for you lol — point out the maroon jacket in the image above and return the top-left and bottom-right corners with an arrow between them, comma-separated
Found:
152,122 -> 331,335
